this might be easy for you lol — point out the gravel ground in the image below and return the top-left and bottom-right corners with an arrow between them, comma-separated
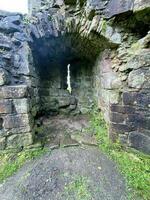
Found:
0,146 -> 128,200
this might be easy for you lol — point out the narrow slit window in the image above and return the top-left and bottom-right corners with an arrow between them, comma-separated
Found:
67,64 -> 72,94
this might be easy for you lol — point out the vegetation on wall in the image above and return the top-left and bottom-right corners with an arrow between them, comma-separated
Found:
89,109 -> 150,200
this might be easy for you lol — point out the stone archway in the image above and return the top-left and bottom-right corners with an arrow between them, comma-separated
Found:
0,0 -> 150,153
27,13 -> 109,147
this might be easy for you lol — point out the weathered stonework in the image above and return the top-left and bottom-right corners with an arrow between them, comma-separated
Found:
0,0 -> 149,153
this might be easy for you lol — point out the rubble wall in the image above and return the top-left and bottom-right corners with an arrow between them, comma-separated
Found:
0,0 -> 149,153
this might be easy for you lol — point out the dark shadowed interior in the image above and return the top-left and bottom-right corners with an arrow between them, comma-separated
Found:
30,33 -> 103,116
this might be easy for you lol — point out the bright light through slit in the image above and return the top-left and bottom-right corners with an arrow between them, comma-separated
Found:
67,64 -> 72,94
0,0 -> 28,14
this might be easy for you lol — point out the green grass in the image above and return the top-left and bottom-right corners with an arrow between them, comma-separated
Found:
90,109 -> 150,200
64,176 -> 92,200
0,148 -> 47,183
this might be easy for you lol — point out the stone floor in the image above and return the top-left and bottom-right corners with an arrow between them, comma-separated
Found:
37,115 -> 98,148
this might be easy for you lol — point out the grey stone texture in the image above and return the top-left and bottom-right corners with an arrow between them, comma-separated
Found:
129,131 -> 150,154
0,85 -> 28,99
0,99 -> 12,114
6,132 -> 33,149
0,0 -> 149,153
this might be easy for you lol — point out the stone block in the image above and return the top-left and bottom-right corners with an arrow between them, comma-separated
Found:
110,104 -> 136,114
70,97 -> 77,105
119,50 -> 150,71
101,72 -> 117,89
0,19 -> 21,34
2,52 -> 12,60
3,114 -> 30,129
58,97 -> 70,108
5,126 -> 31,136
101,24 -> 122,45
14,42 -> 35,76
4,15 -> 22,25
111,122 -> 136,133
127,114 -> 150,130
111,78 -> 122,89
6,133 -> 33,149
13,99 -> 29,114
0,137 -> 6,150
105,0 -> 133,18
129,131 -> 150,154
128,68 -> 150,89
0,85 -> 28,99
0,99 -> 12,114
128,70 -> 145,89
110,112 -> 125,123
13,32 -> 27,42
0,33 -> 12,50
134,0 -> 150,12
100,89 -> 120,105
69,104 -> 77,110
127,113 -> 143,128
0,68 -> 9,86
123,92 -> 150,106
122,92 -> 135,105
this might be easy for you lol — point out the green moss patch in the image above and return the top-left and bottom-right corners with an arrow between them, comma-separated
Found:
0,148 -> 47,183
64,176 -> 92,200
89,110 -> 150,200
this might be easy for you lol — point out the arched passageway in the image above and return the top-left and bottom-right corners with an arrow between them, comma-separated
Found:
29,28 -> 107,146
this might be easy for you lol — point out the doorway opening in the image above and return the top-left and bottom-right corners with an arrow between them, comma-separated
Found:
30,33 -> 104,146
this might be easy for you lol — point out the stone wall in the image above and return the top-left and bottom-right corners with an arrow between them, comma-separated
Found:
0,0 -> 150,153
0,12 -> 37,150
38,63 -> 94,115
109,38 -> 150,154
93,28 -> 150,153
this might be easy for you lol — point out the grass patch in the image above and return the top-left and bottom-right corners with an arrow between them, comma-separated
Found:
64,176 -> 92,200
90,109 -> 150,200
0,148 -> 47,183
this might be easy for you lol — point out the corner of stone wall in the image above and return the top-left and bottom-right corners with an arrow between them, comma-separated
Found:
107,33 -> 150,154
0,13 -> 39,151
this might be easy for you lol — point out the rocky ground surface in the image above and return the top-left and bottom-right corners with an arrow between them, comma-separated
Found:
0,146 -> 128,200
38,115 -> 98,148
0,116 -> 128,200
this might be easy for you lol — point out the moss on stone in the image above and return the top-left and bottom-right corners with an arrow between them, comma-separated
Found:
100,18 -> 107,34
134,7 -> 150,25
128,41 -> 142,55
90,110 -> 150,200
